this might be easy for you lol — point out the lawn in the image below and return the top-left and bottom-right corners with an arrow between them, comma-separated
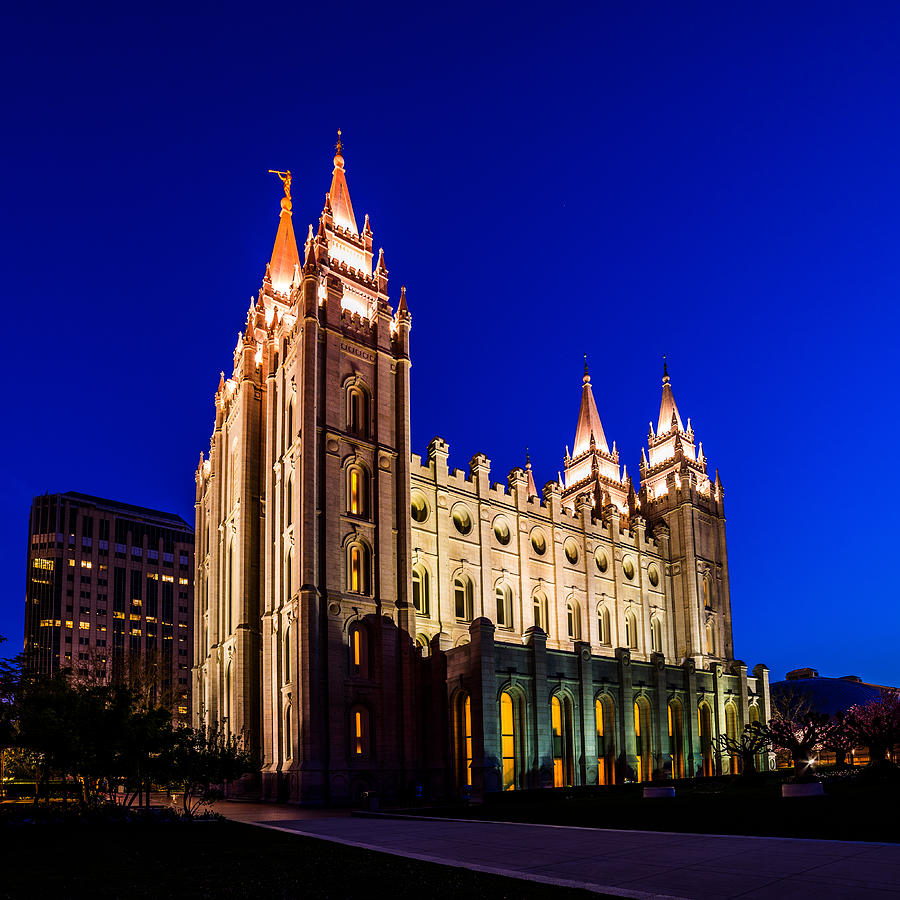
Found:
0,813 -> 604,899
413,771 -> 900,843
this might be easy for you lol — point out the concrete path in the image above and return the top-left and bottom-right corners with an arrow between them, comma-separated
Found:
218,805 -> 900,899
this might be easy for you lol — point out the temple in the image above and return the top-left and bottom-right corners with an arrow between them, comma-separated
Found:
193,137 -> 770,803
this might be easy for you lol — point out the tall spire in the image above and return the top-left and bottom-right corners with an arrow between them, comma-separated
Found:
525,447 -> 538,499
657,355 -> 684,435
328,129 -> 358,233
573,358 -> 609,455
266,169 -> 300,295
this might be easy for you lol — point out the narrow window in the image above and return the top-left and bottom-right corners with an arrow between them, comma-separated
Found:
284,548 -> 293,602
284,704 -> 292,759
500,691 -> 517,791
350,623 -> 369,678
533,592 -> 548,634
699,702 -> 714,776
285,400 -> 294,449
725,702 -> 739,774
286,475 -> 293,527
596,695 -> 616,785
352,706 -> 370,757
412,565 -> 430,616
625,610 -> 638,650
651,616 -> 662,654
552,695 -> 574,787
598,605 -> 611,645
496,585 -> 512,628
348,466 -> 366,517
454,693 -> 472,790
566,600 -> 580,640
706,621 -> 715,656
283,621 -> 291,684
348,542 -> 370,595
347,386 -> 368,436
634,697 -> 652,782
454,577 -> 473,621
668,701 -> 684,778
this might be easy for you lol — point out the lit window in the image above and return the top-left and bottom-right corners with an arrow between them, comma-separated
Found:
452,505 -> 472,536
162,575 -> 174,583
564,538 -> 579,564
351,705 -> 370,757
493,517 -> 511,545
347,385 -> 368,436
347,542 -> 370,595
410,492 -> 429,523
348,466 -> 367,517
178,577 -> 189,585
349,623 -> 370,678
80,560 -> 92,569
500,692 -> 518,791
495,584 -> 513,628
79,621 -> 90,631
566,599 -> 581,640
531,529 -> 547,555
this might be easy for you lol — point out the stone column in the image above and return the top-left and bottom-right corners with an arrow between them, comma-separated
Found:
525,626 -> 551,788
616,647 -> 636,781
468,618 -> 499,799
650,652 -> 668,779
575,641 -> 597,785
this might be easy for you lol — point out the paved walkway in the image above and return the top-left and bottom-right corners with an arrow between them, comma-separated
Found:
217,803 -> 900,899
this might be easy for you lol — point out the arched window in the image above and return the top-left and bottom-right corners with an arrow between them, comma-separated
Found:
749,704 -> 766,772
223,660 -> 232,738
699,702 -> 715,776
566,599 -> 581,640
625,610 -> 638,650
702,575 -> 714,610
285,475 -> 293,527
454,576 -> 474,622
651,616 -> 663,654
634,696 -> 652,782
500,691 -> 521,791
284,703 -> 292,760
349,622 -> 370,679
551,694 -> 574,787
706,620 -> 716,656
668,700 -> 684,779
725,702 -> 739,774
495,584 -> 513,628
285,399 -> 294,449
351,705 -> 371,758
412,564 -> 430,617
453,693 -> 472,791
596,694 -> 616,785
597,605 -> 611,645
347,541 -> 371,595
347,385 -> 368,437
533,591 -> 548,634
226,536 -> 237,634
284,548 -> 293,602
347,465 -> 367,518
283,620 -> 291,684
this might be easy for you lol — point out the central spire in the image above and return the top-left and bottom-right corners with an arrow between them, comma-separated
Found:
573,357 -> 610,456
657,355 -> 684,435
267,169 -> 300,295
328,128 -> 358,233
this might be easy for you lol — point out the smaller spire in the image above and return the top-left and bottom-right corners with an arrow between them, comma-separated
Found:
397,285 -> 410,318
375,247 -> 387,273
303,237 -> 318,273
663,353 -> 669,383
525,447 -> 538,498
218,371 -> 225,392
363,213 -> 372,235
584,352 -> 589,379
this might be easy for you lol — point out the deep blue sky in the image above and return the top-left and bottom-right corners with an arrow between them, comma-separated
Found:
2,3 -> 898,684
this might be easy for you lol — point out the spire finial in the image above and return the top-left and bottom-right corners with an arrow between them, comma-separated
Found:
583,353 -> 590,384
526,446 -> 531,465
662,354 -> 669,384
334,128 -> 344,168
268,169 -> 292,212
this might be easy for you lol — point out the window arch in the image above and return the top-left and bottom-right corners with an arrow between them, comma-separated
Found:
668,699 -> 684,779
634,696 -> 652,782
454,575 -> 474,622
283,620 -> 291,684
702,574 -> 714,610
453,692 -> 472,791
596,694 -> 616,785
347,540 -> 371,595
284,703 -> 292,760
500,690 -> 522,791
706,620 -> 716,656
346,384 -> 369,437
495,583 -> 513,628
698,701 -> 715,776
223,659 -> 232,738
351,705 -> 371,758
347,464 -> 368,518
226,535 -> 237,634
597,604 -> 611,645
285,474 -> 294,527
349,621 -> 370,678
625,609 -> 638,650
412,564 -> 430,617
725,701 -> 739,774
533,591 -> 549,634
551,694 -> 575,787
650,616 -> 663,654
566,598 -> 581,640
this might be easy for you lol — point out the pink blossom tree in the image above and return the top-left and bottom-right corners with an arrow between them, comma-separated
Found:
844,691 -> 900,765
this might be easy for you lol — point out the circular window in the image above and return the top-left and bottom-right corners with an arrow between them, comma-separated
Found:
531,528 -> 546,555
493,517 -> 511,545
410,492 -> 429,523
595,549 -> 609,574
648,564 -> 660,587
623,557 -> 635,580
452,505 -> 472,535
564,538 -> 579,564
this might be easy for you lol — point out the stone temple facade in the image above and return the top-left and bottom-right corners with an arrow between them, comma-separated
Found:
193,139 -> 771,804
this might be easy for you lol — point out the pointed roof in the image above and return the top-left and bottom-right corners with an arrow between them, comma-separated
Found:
329,129 -> 358,233
573,359 -> 609,455
657,356 -> 684,435
268,175 -> 300,295
525,448 -> 538,498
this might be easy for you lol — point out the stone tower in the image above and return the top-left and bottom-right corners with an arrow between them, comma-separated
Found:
194,136 -> 417,803
638,360 -> 733,666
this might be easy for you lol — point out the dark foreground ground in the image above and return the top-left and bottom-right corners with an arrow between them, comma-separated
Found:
416,772 -> 900,843
0,815 -> 604,899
